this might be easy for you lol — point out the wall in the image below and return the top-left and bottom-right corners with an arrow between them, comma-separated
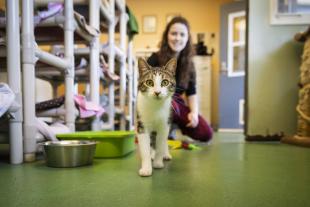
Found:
1,0 -> 232,127
247,0 -> 307,136
127,0 -> 233,127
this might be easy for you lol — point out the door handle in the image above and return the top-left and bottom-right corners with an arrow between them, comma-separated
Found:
220,62 -> 228,75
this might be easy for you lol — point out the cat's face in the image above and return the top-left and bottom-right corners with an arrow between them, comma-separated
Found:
138,58 -> 177,100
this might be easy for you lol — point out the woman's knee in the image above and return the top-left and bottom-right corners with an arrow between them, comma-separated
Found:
196,123 -> 213,142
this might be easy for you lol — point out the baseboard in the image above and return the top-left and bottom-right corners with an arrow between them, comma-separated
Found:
218,128 -> 244,133
246,133 -> 283,142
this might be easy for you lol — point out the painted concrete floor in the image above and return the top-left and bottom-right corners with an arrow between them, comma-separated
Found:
0,132 -> 310,207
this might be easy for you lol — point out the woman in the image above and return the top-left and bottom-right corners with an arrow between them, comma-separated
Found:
147,16 -> 213,142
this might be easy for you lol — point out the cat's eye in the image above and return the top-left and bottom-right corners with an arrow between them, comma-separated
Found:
161,79 -> 169,87
145,80 -> 154,87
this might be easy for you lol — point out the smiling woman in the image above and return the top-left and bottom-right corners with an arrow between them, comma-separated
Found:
167,23 -> 189,55
147,16 -> 213,143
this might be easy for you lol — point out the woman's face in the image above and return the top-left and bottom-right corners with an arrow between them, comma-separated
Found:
167,23 -> 189,54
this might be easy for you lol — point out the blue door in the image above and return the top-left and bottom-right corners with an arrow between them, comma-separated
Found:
219,2 -> 246,131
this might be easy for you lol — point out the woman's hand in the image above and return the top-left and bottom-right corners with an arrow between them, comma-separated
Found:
186,111 -> 199,128
186,94 -> 199,128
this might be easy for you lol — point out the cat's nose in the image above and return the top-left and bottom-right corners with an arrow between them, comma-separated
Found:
154,91 -> 161,96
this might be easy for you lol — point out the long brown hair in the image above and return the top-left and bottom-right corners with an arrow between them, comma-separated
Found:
157,16 -> 195,88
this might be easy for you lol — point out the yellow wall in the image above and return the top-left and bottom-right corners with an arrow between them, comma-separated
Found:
127,0 -> 232,127
0,0 -> 232,127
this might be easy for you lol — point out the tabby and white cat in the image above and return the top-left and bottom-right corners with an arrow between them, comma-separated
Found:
136,57 -> 177,177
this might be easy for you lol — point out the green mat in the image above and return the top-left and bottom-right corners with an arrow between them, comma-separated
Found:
56,131 -> 136,158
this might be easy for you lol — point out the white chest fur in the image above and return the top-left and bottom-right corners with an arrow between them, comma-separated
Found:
137,91 -> 171,131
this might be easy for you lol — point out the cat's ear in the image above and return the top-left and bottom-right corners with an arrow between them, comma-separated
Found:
165,58 -> 177,76
138,58 -> 150,75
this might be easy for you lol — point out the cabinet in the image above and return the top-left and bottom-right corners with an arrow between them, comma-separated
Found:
193,56 -> 212,123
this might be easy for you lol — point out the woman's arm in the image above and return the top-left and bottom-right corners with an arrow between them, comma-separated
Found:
186,94 -> 199,128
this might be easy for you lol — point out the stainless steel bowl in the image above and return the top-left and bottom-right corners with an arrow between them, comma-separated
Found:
43,140 -> 97,168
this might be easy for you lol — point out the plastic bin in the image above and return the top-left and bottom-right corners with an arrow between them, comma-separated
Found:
56,131 -> 135,158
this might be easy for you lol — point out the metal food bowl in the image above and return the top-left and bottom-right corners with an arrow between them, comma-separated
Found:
43,140 -> 97,168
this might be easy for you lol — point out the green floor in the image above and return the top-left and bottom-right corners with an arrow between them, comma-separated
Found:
0,132 -> 310,207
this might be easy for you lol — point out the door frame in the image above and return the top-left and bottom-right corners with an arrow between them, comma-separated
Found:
218,1 -> 247,133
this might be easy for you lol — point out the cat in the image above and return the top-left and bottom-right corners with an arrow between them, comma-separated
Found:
136,57 -> 177,177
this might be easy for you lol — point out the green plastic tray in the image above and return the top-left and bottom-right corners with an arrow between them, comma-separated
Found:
56,131 -> 136,158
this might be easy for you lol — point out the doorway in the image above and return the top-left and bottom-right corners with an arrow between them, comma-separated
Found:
219,1 -> 246,132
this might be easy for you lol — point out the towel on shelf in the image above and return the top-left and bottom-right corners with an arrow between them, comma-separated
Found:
100,55 -> 120,82
37,2 -> 64,21
36,96 -> 65,112
126,6 -> 139,41
36,119 -> 70,141
74,95 -> 105,118
0,37 -> 5,46
0,83 -> 15,118
74,12 -> 100,37
36,94 -> 105,119
76,57 -> 88,70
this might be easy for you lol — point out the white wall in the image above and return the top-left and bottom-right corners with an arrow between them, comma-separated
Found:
247,0 -> 307,136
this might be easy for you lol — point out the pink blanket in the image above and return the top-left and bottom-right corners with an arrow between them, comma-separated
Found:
74,95 -> 105,118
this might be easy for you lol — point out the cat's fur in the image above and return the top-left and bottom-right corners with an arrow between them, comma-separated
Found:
136,57 -> 177,177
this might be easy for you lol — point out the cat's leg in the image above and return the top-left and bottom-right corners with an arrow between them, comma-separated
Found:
163,144 -> 172,161
137,133 -> 152,176
150,131 -> 156,160
151,147 -> 155,160
153,128 -> 169,169
164,113 -> 175,161
150,134 -> 170,161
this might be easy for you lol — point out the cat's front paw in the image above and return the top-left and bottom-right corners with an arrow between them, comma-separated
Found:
153,160 -> 164,169
163,153 -> 172,161
139,167 -> 152,177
